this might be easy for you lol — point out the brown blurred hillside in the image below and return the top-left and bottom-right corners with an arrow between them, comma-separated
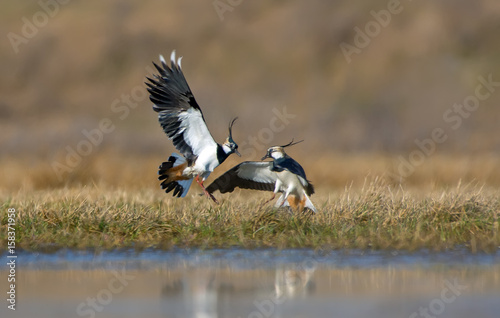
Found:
1,0 -> 500,192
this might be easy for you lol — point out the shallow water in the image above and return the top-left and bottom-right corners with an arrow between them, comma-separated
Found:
2,248 -> 500,318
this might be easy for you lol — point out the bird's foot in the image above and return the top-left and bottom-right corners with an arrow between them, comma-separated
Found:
206,191 -> 219,204
196,175 -> 219,204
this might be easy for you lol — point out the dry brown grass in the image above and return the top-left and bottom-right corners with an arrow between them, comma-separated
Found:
2,150 -> 499,252
1,176 -> 499,252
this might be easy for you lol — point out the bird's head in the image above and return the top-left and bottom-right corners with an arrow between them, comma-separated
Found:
222,117 -> 240,157
261,146 -> 286,160
261,139 -> 303,161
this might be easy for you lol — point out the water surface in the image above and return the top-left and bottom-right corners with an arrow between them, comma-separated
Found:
2,248 -> 499,318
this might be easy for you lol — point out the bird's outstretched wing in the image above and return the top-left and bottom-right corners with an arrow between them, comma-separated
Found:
206,161 -> 277,194
146,51 -> 217,161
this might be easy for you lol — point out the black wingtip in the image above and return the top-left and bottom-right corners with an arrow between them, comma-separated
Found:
152,61 -> 166,75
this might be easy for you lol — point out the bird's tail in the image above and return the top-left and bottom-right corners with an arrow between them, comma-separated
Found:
301,191 -> 317,213
158,153 -> 193,197
277,192 -> 317,213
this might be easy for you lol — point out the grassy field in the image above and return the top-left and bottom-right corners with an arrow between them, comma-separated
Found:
2,177 -> 499,252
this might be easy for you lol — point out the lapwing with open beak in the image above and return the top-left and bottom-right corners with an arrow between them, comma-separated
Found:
146,51 -> 241,203
206,140 -> 316,212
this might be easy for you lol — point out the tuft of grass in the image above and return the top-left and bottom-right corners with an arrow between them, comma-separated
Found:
1,181 -> 499,252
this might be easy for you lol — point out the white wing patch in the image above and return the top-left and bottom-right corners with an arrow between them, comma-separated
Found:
178,107 -> 218,157
237,162 -> 277,184
169,50 -> 183,68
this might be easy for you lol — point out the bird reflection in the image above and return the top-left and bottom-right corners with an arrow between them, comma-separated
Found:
275,264 -> 316,299
161,271 -> 220,318
160,265 -> 316,318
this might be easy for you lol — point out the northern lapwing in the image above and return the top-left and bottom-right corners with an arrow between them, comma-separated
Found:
206,140 -> 316,212
146,51 -> 241,203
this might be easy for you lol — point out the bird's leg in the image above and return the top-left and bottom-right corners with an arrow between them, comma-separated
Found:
277,192 -> 290,208
264,193 -> 276,204
257,193 -> 276,209
195,175 -> 219,204
280,194 -> 295,215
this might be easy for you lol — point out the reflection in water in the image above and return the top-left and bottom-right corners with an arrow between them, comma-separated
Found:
161,271 -> 220,318
159,265 -> 317,318
274,264 -> 316,299
1,249 -> 500,318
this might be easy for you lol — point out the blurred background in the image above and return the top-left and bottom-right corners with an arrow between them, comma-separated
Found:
1,0 -> 500,193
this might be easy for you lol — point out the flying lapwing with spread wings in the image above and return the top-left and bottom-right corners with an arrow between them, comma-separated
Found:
206,140 -> 316,212
146,51 -> 240,203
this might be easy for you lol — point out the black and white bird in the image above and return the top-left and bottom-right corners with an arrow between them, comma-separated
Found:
146,51 -> 240,203
206,140 -> 316,212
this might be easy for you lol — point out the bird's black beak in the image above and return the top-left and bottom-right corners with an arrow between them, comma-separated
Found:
261,153 -> 270,161
234,149 -> 241,157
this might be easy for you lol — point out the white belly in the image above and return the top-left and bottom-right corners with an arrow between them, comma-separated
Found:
183,147 -> 219,180
276,170 -> 304,196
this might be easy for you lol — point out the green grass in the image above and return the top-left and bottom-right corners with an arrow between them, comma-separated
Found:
1,181 -> 499,252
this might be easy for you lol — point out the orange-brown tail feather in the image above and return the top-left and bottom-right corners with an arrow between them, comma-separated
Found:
287,195 -> 300,209
158,154 -> 192,198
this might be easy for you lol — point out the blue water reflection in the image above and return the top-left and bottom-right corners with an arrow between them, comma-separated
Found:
12,247 -> 500,270
1,248 -> 499,318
